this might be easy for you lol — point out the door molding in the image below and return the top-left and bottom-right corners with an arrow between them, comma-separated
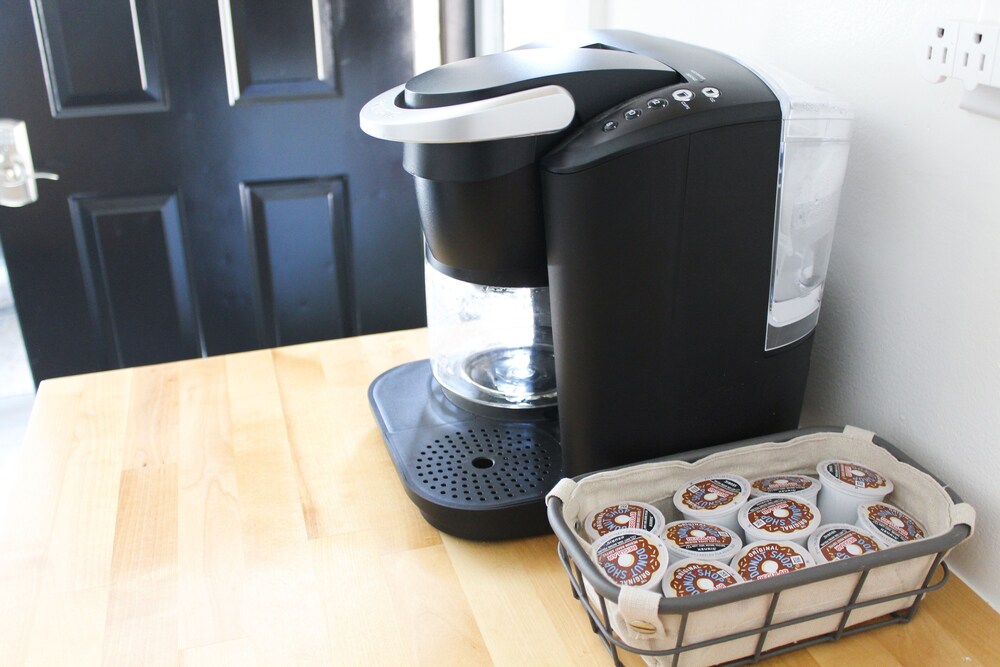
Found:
240,176 -> 356,348
31,0 -> 170,117
70,191 -> 205,368
218,0 -> 340,105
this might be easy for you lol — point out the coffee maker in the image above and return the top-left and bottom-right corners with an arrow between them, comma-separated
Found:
360,31 -> 852,539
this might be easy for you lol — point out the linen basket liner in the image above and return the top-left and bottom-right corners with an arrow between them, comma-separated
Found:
546,427 -> 975,667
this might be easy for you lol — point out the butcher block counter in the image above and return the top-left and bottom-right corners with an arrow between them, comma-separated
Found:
1,328 -> 998,666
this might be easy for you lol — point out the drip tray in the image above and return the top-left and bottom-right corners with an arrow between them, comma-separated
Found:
368,360 -> 562,540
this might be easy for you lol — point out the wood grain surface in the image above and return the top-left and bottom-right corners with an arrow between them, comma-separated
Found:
0,328 -> 996,666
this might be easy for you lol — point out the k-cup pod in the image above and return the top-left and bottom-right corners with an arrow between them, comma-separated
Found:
584,501 -> 666,542
592,529 -> 669,590
808,523 -> 882,563
672,474 -> 750,534
738,494 -> 821,547
662,520 -> 743,563
749,474 -> 821,504
857,501 -> 927,548
816,460 -> 894,524
731,540 -> 814,582
662,558 -> 743,598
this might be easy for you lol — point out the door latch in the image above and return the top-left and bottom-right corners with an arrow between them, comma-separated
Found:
1,119 -> 59,208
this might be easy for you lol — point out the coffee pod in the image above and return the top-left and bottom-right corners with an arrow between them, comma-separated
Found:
857,501 -> 926,548
738,494 -> 821,547
592,529 -> 669,590
749,474 -> 821,504
662,520 -> 743,563
672,474 -> 750,534
808,523 -> 881,563
816,460 -> 893,524
584,501 -> 666,542
662,558 -> 743,598
731,540 -> 814,581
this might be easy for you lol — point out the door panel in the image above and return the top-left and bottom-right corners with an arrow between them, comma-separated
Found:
71,192 -> 201,368
242,176 -> 353,347
219,0 -> 339,104
0,0 -> 425,383
32,0 -> 169,116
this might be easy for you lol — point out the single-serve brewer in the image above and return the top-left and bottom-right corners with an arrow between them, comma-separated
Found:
361,30 -> 852,539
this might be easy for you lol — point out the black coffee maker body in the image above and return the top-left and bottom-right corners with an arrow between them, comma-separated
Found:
361,31 -> 852,539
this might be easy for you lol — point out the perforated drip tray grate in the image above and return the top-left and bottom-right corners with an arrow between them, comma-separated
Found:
412,425 -> 560,505
368,360 -> 563,540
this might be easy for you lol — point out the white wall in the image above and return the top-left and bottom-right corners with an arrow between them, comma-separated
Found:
601,0 -> 1000,607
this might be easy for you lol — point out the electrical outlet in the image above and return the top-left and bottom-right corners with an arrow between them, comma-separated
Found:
918,20 -> 958,83
954,21 -> 1000,90
919,18 -> 1000,118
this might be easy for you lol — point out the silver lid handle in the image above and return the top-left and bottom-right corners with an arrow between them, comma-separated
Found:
360,84 -> 576,144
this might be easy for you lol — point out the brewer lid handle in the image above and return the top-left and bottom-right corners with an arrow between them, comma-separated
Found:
359,84 -> 575,144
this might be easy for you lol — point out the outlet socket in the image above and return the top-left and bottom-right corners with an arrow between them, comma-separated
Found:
918,20 -> 959,83
955,21 -> 1000,90
919,17 -> 1000,118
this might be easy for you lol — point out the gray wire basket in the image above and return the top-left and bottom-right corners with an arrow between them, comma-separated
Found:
546,427 -> 973,667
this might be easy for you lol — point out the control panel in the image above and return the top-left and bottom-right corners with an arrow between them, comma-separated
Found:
542,68 -> 781,175
598,85 -> 724,136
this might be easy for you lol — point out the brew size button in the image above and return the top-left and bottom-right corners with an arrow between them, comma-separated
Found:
603,121 -> 619,132
624,108 -> 642,120
647,98 -> 668,109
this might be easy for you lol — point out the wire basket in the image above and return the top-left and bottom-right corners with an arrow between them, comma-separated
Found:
546,427 -> 974,667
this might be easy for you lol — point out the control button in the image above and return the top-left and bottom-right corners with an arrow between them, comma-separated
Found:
602,121 -> 619,132
672,89 -> 694,102
623,108 -> 642,121
647,97 -> 668,109
702,87 -> 721,99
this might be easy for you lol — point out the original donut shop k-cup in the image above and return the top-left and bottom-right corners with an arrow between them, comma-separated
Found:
857,501 -> 927,549
673,474 -> 751,535
749,474 -> 821,504
738,493 -> 822,547
584,501 -> 666,542
815,460 -> 893,524
808,523 -> 882,563
662,558 -> 744,598
592,529 -> 670,590
662,520 -> 743,563
731,540 -> 815,582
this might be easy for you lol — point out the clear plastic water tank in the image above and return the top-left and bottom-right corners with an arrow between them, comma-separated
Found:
744,63 -> 854,351
425,259 -> 556,415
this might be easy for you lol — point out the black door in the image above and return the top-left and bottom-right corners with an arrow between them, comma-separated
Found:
0,0 -> 425,383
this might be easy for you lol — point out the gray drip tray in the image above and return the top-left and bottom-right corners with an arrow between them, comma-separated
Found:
368,360 -> 562,540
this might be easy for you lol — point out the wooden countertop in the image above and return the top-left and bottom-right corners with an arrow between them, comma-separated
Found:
1,328 -> 997,666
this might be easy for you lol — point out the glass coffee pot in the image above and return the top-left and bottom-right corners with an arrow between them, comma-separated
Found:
425,258 -> 556,417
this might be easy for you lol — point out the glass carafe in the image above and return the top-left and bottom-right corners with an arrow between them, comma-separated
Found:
425,259 -> 556,416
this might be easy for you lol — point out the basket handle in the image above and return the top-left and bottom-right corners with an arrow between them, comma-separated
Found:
617,586 -> 670,641
546,477 -> 578,505
951,502 -> 976,536
843,425 -> 877,440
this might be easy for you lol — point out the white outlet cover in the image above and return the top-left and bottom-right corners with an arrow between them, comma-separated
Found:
917,20 -> 959,83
